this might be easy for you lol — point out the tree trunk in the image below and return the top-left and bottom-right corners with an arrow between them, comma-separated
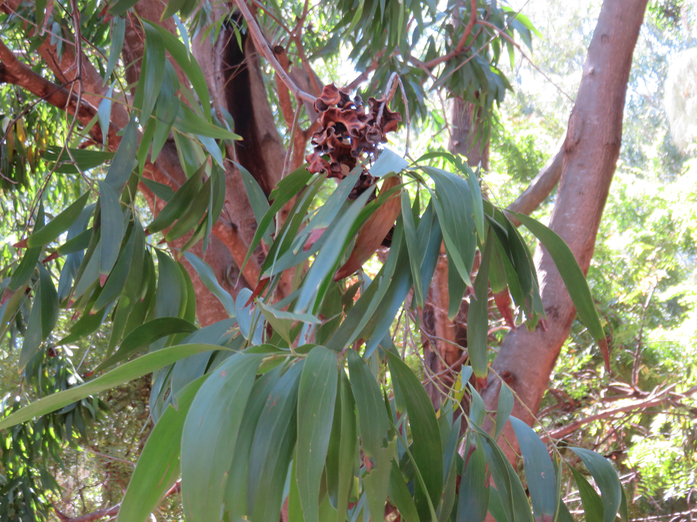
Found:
481,0 -> 649,461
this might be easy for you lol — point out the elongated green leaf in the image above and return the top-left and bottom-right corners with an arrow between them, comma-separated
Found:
401,191 -> 424,307
138,24 -> 165,125
510,417 -> 557,522
9,246 -> 40,291
296,347 -> 338,522
183,252 -> 236,317
19,283 -> 43,369
93,228 -> 134,311
237,162 -> 272,244
104,117 -> 138,194
296,188 -> 372,313
151,63 -> 181,163
388,461 -> 420,522
175,104 -> 240,140
424,166 -> 476,286
346,350 -> 390,456
467,234 -> 492,378
569,466 -> 604,522
248,362 -> 304,522
117,375 -> 207,522
0,343 -> 226,431
370,148 -> 409,177
141,177 -> 175,203
387,351 -> 443,519
98,85 -> 114,145
147,22 -> 211,121
37,263 -> 58,339
570,448 -> 622,522
26,192 -> 90,248
516,213 -> 605,342
325,369 -> 357,522
95,317 -> 197,372
457,439 -> 489,522
181,352 -> 263,522
223,366 -> 282,522
242,166 -> 314,272
104,17 -> 125,82
98,181 -> 125,280
160,0 -> 187,20
466,167 -> 485,240
494,382 -> 514,440
147,163 -> 204,234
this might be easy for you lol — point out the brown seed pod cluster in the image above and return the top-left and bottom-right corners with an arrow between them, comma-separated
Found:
306,84 -> 401,196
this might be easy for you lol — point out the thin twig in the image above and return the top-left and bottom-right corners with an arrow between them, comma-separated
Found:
233,0 -> 315,104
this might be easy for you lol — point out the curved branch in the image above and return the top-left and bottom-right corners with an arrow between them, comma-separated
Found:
506,148 -> 563,226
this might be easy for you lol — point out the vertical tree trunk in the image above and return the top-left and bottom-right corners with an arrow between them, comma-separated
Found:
481,0 -> 649,460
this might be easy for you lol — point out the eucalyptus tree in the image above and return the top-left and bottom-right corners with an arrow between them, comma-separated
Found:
0,0 -> 650,520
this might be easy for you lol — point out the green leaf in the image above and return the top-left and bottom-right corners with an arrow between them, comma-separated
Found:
370,148 -> 409,177
137,24 -> 166,125
98,84 -> 114,144
510,417 -> 557,522
104,17 -> 125,82
248,362 -> 304,522
296,188 -> 372,313
37,263 -> 58,339
146,22 -> 211,121
98,181 -> 125,280
0,343 -> 227,431
151,62 -> 181,163
147,162 -> 204,234
466,168 -> 485,240
95,317 -> 198,372
457,439 -> 489,522
181,352 -> 264,522
93,226 -> 136,310
141,177 -> 175,202
9,246 -> 40,291
467,233 -> 492,378
19,283 -> 43,370
515,213 -> 606,343
325,369 -> 357,522
494,382 -> 514,440
387,351 -> 444,519
160,0 -> 188,20
388,460 -> 420,522
346,350 -> 390,457
570,448 -> 622,522
424,166 -> 476,286
109,0 -> 139,16
570,466 -> 604,522
117,375 -> 207,522
175,104 -> 240,140
183,252 -> 236,317
296,347 -> 339,522
401,191 -> 424,307
241,166 -> 313,272
223,366 -> 282,522
26,192 -> 90,248
104,117 -> 138,194
165,175 -> 212,242
237,162 -> 273,244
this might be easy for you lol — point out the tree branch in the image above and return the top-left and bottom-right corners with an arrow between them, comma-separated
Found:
422,0 -> 477,69
542,385 -> 697,442
506,148 -> 563,226
0,39 -> 113,143
233,0 -> 316,104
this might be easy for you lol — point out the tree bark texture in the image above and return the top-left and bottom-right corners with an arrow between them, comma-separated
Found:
481,0 -> 649,460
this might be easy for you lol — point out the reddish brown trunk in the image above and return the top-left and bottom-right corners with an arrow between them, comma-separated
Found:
481,0 -> 649,461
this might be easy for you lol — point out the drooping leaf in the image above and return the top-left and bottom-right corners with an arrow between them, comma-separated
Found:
247,361 -> 304,522
182,252 -> 236,317
494,382 -> 514,440
95,317 -> 198,372
104,117 -> 138,194
26,192 -> 90,248
181,352 -> 264,522
296,346 -> 339,522
0,343 -> 228,431
510,417 -> 557,522
147,163 -> 204,235
117,375 -> 207,522
457,438 -> 489,522
387,351 -> 444,519
570,447 -> 622,522
467,233 -> 492,378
